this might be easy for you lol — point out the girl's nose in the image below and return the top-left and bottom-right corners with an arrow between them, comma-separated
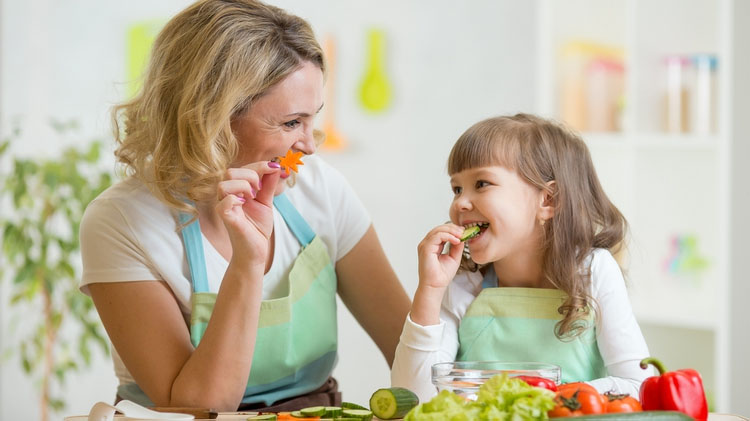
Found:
452,195 -> 473,212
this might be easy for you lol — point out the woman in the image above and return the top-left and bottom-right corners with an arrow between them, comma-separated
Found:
80,0 -> 410,412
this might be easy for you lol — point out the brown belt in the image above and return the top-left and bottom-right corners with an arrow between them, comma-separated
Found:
238,377 -> 341,412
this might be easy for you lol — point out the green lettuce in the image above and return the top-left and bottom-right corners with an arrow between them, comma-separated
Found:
404,374 -> 556,421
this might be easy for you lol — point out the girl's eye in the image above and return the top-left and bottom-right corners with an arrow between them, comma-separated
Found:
284,119 -> 301,128
452,186 -> 462,195
476,180 -> 490,189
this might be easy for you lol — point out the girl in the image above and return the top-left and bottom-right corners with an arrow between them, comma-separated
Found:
391,114 -> 650,402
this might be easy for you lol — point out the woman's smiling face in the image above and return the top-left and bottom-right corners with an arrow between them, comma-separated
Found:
449,165 -> 544,264
230,61 -> 324,192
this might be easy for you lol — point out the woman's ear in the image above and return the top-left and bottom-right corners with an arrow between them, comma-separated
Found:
538,180 -> 556,222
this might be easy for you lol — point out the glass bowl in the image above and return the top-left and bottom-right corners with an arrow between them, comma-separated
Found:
431,361 -> 561,400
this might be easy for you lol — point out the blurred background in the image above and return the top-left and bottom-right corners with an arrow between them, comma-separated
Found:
1,0 -> 748,419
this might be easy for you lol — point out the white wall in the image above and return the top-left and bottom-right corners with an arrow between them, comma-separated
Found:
0,1 -> 537,419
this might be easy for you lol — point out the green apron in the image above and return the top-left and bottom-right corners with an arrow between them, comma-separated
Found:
117,193 -> 338,406
457,266 -> 606,383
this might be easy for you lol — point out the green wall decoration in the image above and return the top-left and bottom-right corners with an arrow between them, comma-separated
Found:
358,28 -> 393,113
127,20 -> 164,98
0,122 -> 113,421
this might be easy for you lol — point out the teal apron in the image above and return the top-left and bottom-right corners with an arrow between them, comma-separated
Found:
117,193 -> 338,406
457,266 -> 606,383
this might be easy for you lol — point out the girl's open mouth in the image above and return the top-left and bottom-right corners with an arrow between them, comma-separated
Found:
461,222 -> 489,242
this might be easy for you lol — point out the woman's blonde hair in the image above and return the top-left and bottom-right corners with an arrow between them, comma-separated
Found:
112,0 -> 325,214
447,113 -> 627,339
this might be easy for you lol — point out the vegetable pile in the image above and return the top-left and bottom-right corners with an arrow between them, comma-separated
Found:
404,374 -> 556,420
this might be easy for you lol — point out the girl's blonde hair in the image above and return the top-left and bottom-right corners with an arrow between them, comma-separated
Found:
448,113 -> 627,339
112,0 -> 325,214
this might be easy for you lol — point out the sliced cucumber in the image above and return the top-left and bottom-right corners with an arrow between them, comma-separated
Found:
340,409 -> 373,421
300,406 -> 326,417
289,411 -> 308,418
247,415 -> 277,420
460,225 -> 481,241
322,407 -> 342,417
369,387 -> 419,420
341,402 -> 368,411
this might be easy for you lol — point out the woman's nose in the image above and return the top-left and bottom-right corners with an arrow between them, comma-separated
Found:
295,124 -> 317,155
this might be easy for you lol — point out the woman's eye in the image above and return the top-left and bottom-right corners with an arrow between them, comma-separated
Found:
452,186 -> 462,195
284,119 -> 301,128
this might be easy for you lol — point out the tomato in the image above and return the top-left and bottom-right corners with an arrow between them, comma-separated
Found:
548,403 -> 583,418
551,383 -> 606,416
604,392 -> 643,413
557,382 -> 599,395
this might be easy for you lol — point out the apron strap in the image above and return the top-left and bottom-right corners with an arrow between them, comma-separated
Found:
481,265 -> 498,289
180,193 -> 316,293
179,212 -> 210,293
273,193 -> 315,247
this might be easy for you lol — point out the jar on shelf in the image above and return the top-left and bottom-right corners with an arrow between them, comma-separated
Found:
690,54 -> 718,134
662,55 -> 692,133
585,58 -> 625,132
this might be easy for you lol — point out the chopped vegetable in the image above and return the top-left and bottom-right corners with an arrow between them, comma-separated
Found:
341,402 -> 368,411
515,375 -> 558,391
340,409 -> 373,420
300,407 -> 326,417
277,149 -> 304,175
405,374 -> 555,420
460,225 -> 481,241
369,387 -> 419,419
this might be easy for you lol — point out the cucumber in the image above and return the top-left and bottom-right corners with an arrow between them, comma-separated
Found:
460,225 -> 481,241
341,402 -> 368,410
247,415 -> 277,420
369,387 -> 419,419
289,411 -> 307,418
300,406 -> 326,417
323,407 -> 342,417
340,409 -> 373,420
566,411 -> 694,420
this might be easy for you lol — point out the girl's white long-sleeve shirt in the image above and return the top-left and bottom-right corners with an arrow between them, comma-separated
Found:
391,248 -> 652,402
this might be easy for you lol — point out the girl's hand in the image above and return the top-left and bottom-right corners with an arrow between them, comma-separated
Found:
417,223 -> 466,290
216,161 -> 282,266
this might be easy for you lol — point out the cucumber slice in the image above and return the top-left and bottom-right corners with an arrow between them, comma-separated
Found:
300,406 -> 326,417
341,402 -> 368,410
290,411 -> 307,418
333,418 -> 359,421
323,407 -> 342,417
369,387 -> 419,420
247,415 -> 277,420
460,225 -> 481,241
340,409 -> 373,421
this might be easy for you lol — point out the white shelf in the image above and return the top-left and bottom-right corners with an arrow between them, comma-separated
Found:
536,0 -> 745,413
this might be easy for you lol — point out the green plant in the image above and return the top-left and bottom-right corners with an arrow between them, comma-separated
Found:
0,122 -> 113,421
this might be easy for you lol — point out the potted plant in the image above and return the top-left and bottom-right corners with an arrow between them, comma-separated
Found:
0,121 -> 112,421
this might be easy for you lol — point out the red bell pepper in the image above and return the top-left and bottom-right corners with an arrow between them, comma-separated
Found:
639,357 -> 708,421
514,375 -> 558,391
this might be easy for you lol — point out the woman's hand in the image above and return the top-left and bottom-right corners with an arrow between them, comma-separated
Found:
417,223 -> 465,290
410,223 -> 465,327
216,161 -> 282,266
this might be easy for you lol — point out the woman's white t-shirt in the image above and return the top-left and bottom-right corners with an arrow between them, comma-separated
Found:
79,155 -> 371,385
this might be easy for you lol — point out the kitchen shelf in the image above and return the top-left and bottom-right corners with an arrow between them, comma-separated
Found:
536,0 -> 748,414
